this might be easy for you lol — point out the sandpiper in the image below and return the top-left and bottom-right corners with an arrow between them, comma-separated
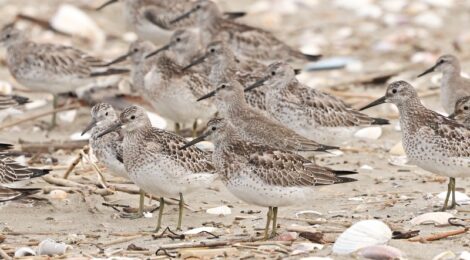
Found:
417,54 -> 470,114
181,118 -> 356,238
198,81 -> 337,152
81,103 -> 146,217
361,80 -> 470,211
0,26 -> 128,127
182,41 -> 269,112
449,96 -> 470,128
170,0 -> 321,64
97,0 -> 245,45
0,94 -> 30,110
245,61 -> 389,146
97,105 -> 216,231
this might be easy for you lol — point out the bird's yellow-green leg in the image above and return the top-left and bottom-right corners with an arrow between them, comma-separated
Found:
271,207 -> 278,238
192,120 -> 198,138
155,197 -> 164,232
441,178 -> 452,211
450,177 -> 457,209
264,207 -> 273,240
175,123 -> 181,135
177,193 -> 183,231
138,189 -> 145,216
50,94 -> 58,129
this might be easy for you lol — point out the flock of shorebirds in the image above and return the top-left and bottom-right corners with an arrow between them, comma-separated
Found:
0,0 -> 470,240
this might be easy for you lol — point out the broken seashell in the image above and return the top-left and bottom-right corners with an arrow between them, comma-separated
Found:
14,247 -> 36,257
37,239 -> 72,256
354,127 -> 382,140
432,250 -> 456,260
410,212 -> 454,226
206,205 -> 231,216
49,190 -> 68,200
291,242 -> 323,255
183,227 -> 218,235
332,219 -> 392,255
357,245 -> 405,260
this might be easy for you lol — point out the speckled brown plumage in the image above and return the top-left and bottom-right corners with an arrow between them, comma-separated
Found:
450,96 -> 470,128
0,157 -> 50,184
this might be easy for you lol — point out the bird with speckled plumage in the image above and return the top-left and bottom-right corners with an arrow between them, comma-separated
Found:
361,80 -> 470,211
449,96 -> 470,128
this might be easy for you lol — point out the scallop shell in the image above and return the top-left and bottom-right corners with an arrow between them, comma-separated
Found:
410,212 -> 454,226
332,220 -> 392,255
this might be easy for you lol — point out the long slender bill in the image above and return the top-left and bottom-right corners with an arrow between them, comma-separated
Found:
180,131 -> 211,150
359,96 -> 387,111
81,119 -> 97,136
96,0 -> 118,11
170,7 -> 199,24
197,90 -> 217,102
146,44 -> 170,59
417,64 -> 438,78
244,76 -> 269,92
183,53 -> 210,71
102,52 -> 132,66
96,122 -> 123,138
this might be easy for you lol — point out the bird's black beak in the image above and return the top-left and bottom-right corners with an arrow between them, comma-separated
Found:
197,89 -> 217,102
244,76 -> 268,92
180,131 -> 211,150
183,53 -> 210,71
360,96 -> 387,111
417,63 -> 438,78
448,112 -> 456,119
96,0 -> 118,11
103,52 -> 132,66
170,6 -> 200,24
81,119 -> 97,136
294,69 -> 302,75
96,121 -> 123,138
223,11 -> 246,19
146,44 -> 170,59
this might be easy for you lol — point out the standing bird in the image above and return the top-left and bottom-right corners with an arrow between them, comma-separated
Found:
197,80 -> 337,152
0,26 -> 128,128
97,105 -> 216,231
81,103 -> 146,217
181,118 -> 356,239
245,61 -> 389,146
360,81 -> 470,211
96,0 -> 245,45
0,94 -> 30,110
170,0 -> 321,64
449,96 -> 470,128
417,54 -> 470,114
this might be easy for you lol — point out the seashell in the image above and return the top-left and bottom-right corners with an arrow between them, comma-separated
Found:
70,131 -> 89,141
332,219 -> 392,255
295,210 -> 322,218
410,212 -> 454,226
360,165 -> 374,170
389,141 -> 405,156
388,156 -> 413,167
432,250 -> 456,260
50,4 -> 105,50
49,190 -> 68,200
147,112 -> 167,130
37,239 -> 72,256
183,227 -> 218,235
143,212 -> 153,218
459,251 -> 470,260
357,245 -> 405,260
291,242 -> 323,255
58,109 -> 77,123
354,127 -> 382,140
437,191 -> 470,205
413,11 -> 443,29
14,247 -> 36,257
25,99 -> 48,110
0,80 -> 13,95
305,57 -> 356,71
206,205 -> 231,216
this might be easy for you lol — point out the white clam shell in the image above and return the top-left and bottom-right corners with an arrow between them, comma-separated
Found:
332,219 -> 392,255
37,239 -> 72,256
206,205 -> 231,216
357,245 -> 405,260
14,247 -> 36,257
354,126 -> 382,140
437,191 -> 470,205
410,212 -> 454,226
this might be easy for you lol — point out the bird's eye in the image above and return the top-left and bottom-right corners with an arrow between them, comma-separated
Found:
438,60 -> 445,64
105,112 -> 109,116
5,34 -> 10,39
210,48 -> 215,53
220,84 -> 226,89
176,38 -> 181,42
464,106 -> 469,110
133,48 -> 138,52
196,4 -> 201,9
130,115 -> 136,120
392,89 -> 397,94
271,71 -> 276,76
211,127 -> 216,131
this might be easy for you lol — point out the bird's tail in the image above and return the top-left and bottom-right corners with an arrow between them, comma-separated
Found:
372,117 -> 390,125
31,168 -> 52,178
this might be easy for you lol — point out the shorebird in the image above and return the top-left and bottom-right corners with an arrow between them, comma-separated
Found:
170,0 -> 322,64
97,105 -> 216,231
198,80 -> 337,152
245,61 -> 389,146
0,187 -> 41,202
81,103 -> 146,217
182,41 -> 269,112
361,80 -> 470,211
96,0 -> 245,45
449,96 -> 470,128
0,94 -> 30,110
0,26 -> 128,127
417,54 -> 470,114
181,118 -> 356,239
